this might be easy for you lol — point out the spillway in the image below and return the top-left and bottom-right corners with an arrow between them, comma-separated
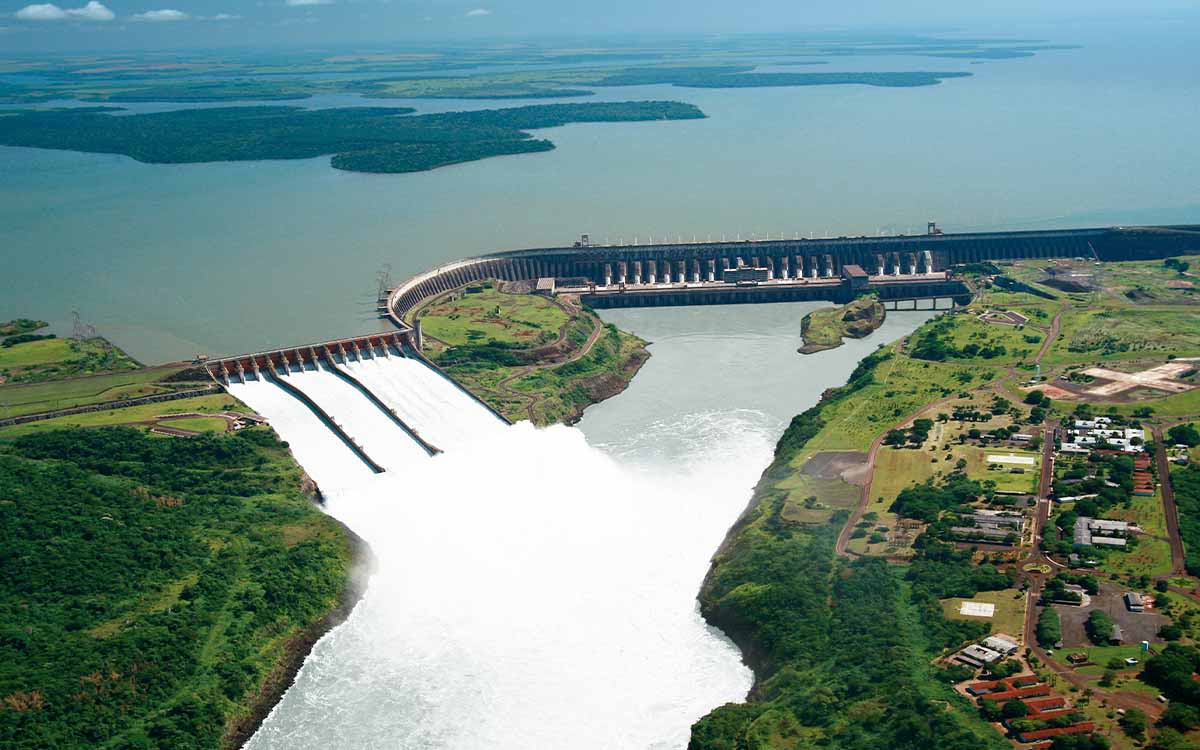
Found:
279,363 -> 431,472
342,355 -> 507,452
235,340 -> 768,749
225,374 -> 377,490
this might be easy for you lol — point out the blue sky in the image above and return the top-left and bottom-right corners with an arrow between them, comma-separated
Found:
1,0 -> 1196,51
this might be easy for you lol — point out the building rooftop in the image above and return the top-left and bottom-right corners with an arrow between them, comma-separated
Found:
982,635 -> 1020,654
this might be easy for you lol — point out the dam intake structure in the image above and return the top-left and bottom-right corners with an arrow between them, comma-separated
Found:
383,224 -> 1200,327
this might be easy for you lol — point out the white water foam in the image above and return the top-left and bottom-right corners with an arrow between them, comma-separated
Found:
235,355 -> 760,750
342,355 -> 507,452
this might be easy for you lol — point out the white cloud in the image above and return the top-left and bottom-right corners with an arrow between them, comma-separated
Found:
15,1 -> 114,21
465,7 -> 490,16
285,0 -> 333,5
132,8 -> 190,21
69,1 -> 112,19
211,13 -> 240,20
16,3 -> 67,19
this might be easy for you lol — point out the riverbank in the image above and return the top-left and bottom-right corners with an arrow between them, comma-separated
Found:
690,253 -> 1200,750
223,511 -> 372,750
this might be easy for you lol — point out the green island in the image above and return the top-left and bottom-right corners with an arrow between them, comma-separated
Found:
0,34 -> 1068,105
797,294 -> 887,354
0,319 -> 48,338
0,65 -> 970,104
411,280 -> 649,425
0,101 -> 705,174
690,254 -> 1200,750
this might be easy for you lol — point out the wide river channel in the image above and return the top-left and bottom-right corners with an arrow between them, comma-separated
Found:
237,302 -> 934,749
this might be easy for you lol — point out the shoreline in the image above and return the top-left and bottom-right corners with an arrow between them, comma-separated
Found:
222,490 -> 375,750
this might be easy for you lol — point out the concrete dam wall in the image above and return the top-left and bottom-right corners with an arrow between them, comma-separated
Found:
387,224 -> 1200,321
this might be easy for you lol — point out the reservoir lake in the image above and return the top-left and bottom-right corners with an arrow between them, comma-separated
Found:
1,20 -> 1196,364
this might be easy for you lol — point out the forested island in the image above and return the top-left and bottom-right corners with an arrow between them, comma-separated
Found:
0,101 -> 705,174
798,295 -> 887,354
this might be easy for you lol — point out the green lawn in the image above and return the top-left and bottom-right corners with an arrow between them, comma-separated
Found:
0,366 -> 189,418
968,447 -> 1041,494
0,338 -> 81,368
805,352 -> 982,453
418,281 -> 569,348
0,336 -> 139,384
0,394 -> 236,439
158,416 -> 229,433
940,588 -> 1027,641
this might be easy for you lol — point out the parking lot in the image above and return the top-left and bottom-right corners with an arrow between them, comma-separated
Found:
1055,583 -> 1167,648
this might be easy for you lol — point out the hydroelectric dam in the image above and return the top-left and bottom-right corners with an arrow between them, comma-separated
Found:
205,223 -> 1200,479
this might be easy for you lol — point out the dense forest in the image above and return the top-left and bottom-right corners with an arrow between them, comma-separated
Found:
1172,465 -> 1200,575
0,427 -> 353,749
0,101 -> 705,174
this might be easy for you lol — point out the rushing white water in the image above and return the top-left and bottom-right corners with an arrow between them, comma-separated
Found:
342,355 -> 507,453
236,354 -> 761,749
226,372 -> 375,487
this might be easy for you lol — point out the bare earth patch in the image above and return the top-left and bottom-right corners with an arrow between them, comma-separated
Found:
801,450 -> 871,485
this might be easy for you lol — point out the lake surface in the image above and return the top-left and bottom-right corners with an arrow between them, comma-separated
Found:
1,19 -> 1196,364
234,302 -> 935,750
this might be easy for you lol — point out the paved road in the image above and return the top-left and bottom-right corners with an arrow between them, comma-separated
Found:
1153,426 -> 1187,577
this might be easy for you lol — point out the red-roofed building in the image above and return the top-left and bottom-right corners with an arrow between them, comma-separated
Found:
1024,697 -> 1067,712
983,685 -> 1052,702
1025,708 -> 1076,722
1017,723 -> 1095,743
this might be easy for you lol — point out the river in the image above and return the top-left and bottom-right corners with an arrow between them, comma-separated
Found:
1,19 -> 1196,364
227,302 -> 934,749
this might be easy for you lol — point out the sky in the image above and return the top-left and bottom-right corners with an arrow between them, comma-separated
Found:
0,0 -> 1196,51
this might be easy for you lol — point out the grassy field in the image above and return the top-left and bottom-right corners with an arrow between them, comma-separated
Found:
804,352 -> 980,453
158,415 -> 229,433
504,324 -> 647,424
0,366 -> 193,418
909,309 -> 1043,364
418,280 -> 649,425
1097,255 -> 1200,304
418,281 -> 569,348
968,447 -> 1041,494
940,588 -> 1027,640
0,336 -> 139,384
775,457 -> 862,527
0,394 -> 236,439
1045,307 -> 1200,365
